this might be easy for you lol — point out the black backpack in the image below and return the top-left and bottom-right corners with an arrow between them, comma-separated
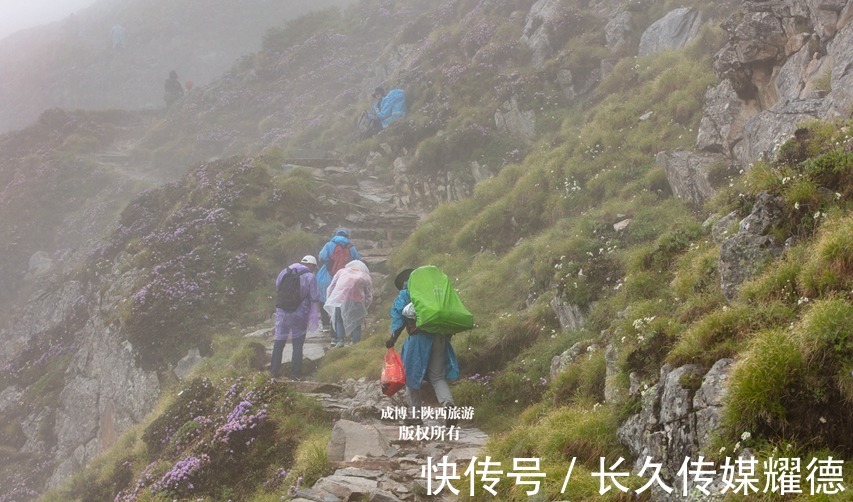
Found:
276,267 -> 308,312
355,111 -> 382,140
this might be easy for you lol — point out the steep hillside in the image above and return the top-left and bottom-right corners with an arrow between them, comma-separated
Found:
0,0 -> 354,133
0,0 -> 850,500
0,154 -> 348,499
0,109 -> 160,334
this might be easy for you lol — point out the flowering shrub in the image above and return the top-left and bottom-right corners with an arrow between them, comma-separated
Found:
212,399 -> 269,449
105,157 -> 327,369
111,376 -> 306,501
142,378 -> 217,456
113,461 -> 158,502
151,454 -> 209,495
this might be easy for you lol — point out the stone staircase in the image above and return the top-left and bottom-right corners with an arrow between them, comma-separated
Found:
258,160 -> 423,374
254,162 -> 487,501
282,160 -> 423,305
287,379 -> 490,502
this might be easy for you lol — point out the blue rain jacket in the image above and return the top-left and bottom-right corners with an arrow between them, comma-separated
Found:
316,235 -> 361,302
391,288 -> 459,390
373,89 -> 406,128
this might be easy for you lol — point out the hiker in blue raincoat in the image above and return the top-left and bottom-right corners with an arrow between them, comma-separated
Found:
370,87 -> 406,128
386,268 -> 459,427
315,228 -> 361,333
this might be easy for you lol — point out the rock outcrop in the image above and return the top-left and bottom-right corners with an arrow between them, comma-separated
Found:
705,0 -> 853,166
618,359 -> 735,482
718,192 -> 785,300
520,0 -> 567,69
495,96 -> 537,140
657,150 -> 728,206
605,10 -> 633,52
550,341 -> 600,380
550,296 -> 586,332
392,156 -> 499,211
47,310 -> 161,489
639,8 -> 704,56
696,79 -> 759,155
668,0 -> 853,213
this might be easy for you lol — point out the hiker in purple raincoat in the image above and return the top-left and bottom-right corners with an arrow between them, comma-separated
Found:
272,255 -> 319,379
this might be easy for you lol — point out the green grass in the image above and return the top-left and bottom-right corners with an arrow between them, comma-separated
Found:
725,329 -> 805,435
799,214 -> 853,296
464,402 -> 629,500
289,429 -> 332,487
667,302 -> 796,367
314,330 -> 386,382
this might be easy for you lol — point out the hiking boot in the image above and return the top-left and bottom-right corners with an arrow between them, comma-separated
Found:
334,341 -> 345,348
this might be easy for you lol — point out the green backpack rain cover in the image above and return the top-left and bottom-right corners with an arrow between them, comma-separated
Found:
407,266 -> 474,334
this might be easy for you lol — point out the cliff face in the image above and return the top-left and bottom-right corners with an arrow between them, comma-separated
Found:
0,109 -> 160,339
702,0 -> 853,163
0,0 -> 850,499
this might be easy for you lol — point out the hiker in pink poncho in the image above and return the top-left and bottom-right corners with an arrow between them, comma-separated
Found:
324,260 -> 373,348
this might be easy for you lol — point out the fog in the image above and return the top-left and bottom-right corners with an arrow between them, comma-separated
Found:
0,0 -> 96,40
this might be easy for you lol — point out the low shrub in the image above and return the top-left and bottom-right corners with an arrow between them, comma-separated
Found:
798,214 -> 853,297
725,329 -> 805,436
142,377 -> 217,458
667,302 -> 796,367
548,351 -> 606,406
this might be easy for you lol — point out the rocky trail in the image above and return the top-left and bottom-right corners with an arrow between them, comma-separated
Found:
248,159 -> 425,377
238,161 -> 490,501
288,378 -> 490,502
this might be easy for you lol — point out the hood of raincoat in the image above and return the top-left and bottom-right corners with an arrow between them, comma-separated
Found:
323,260 -> 373,336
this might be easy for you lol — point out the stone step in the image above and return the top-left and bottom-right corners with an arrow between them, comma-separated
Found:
329,458 -> 401,471
355,212 -> 421,225
365,257 -> 391,275
359,246 -> 395,257
283,158 -> 345,169
285,381 -> 344,395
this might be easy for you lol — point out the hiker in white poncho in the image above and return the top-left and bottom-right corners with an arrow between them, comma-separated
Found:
324,260 -> 373,348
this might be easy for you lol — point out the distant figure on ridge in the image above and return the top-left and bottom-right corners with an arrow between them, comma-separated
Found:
271,255 -> 319,380
371,87 -> 406,129
315,228 -> 361,335
110,24 -> 127,49
324,260 -> 373,348
356,87 -> 406,140
164,70 -> 184,108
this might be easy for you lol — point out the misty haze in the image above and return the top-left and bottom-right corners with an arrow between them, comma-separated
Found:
0,0 -> 850,500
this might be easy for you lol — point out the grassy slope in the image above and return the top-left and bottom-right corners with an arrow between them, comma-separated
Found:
315,4 -> 853,501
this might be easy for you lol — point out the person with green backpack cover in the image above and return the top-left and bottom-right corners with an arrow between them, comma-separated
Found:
386,266 -> 473,427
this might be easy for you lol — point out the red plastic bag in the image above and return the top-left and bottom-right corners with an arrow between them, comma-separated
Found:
381,347 -> 406,396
